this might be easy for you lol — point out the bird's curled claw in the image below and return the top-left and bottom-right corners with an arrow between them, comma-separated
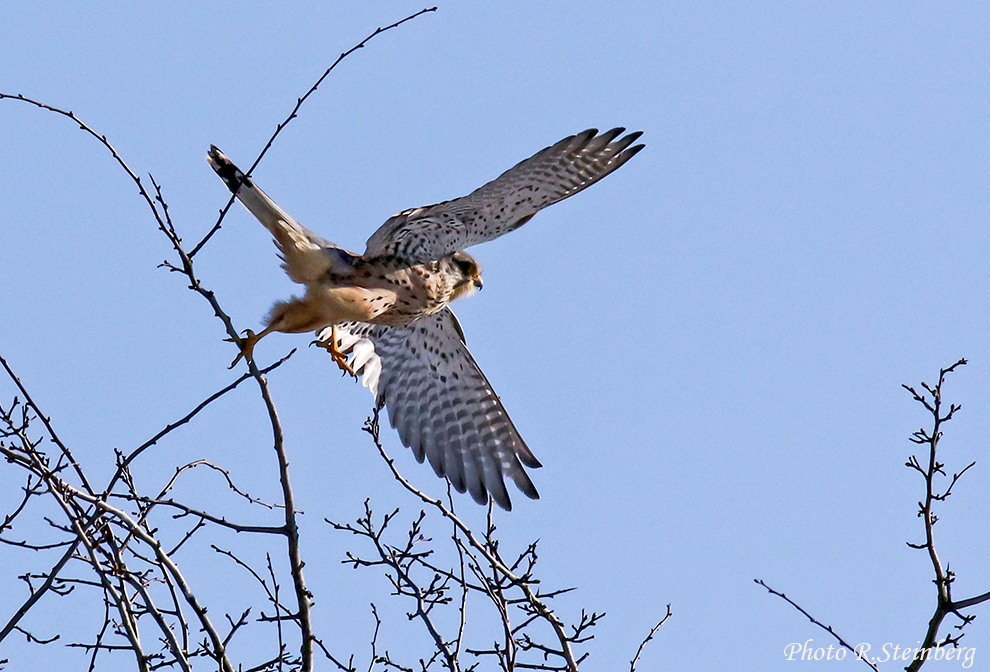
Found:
225,329 -> 262,369
312,326 -> 357,378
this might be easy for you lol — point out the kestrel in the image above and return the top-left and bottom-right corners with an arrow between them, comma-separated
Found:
208,128 -> 644,510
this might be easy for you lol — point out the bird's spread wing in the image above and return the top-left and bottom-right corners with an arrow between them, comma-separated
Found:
322,310 -> 541,510
207,146 -> 358,283
363,128 -> 644,263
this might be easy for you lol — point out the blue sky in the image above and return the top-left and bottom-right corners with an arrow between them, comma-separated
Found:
2,2 -> 990,670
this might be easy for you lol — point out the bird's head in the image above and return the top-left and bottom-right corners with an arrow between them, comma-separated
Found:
448,250 -> 483,300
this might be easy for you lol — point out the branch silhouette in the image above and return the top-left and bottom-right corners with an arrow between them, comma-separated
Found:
1,8 -> 438,670
0,8 -> 668,670
758,358 -> 986,671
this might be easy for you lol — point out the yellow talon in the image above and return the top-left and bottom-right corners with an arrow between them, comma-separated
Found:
314,325 -> 357,378
225,329 -> 262,369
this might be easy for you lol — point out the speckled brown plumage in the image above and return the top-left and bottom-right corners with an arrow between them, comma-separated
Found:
207,128 -> 644,510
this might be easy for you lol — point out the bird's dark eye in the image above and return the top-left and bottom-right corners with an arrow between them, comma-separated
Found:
453,256 -> 476,276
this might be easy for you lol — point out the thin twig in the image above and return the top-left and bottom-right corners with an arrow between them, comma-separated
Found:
0,353 -> 96,498
0,540 -> 80,644
629,605 -> 671,672
106,350 -> 295,498
755,579 -> 880,672
362,410 -> 582,671
190,6 -> 438,257
188,11 -> 438,666
901,359 -> 990,671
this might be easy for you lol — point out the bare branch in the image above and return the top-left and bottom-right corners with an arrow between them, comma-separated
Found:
189,5 -> 438,257
0,540 -> 81,643
629,604 -> 671,672
0,11 -> 668,672
357,409 -> 588,671
106,351 -> 294,498
755,579 -> 880,672
902,359 -> 988,671
0,353 -> 96,497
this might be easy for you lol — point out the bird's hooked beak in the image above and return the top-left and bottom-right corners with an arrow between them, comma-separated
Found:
449,251 -> 483,300
451,272 -> 483,302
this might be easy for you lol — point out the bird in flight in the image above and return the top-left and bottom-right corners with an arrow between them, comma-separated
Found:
208,128 -> 644,510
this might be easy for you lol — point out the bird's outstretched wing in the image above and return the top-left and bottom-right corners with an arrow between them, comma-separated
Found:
207,146 -> 358,283
323,310 -> 541,510
363,128 -> 644,263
